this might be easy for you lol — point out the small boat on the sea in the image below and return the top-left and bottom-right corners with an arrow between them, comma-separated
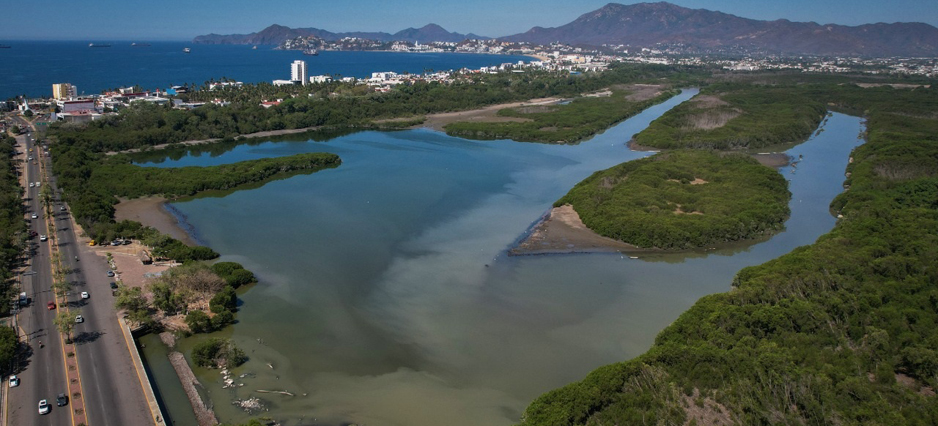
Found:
131,42 -> 151,47
303,48 -> 318,56
252,45 -> 258,50
89,43 -> 111,47
183,47 -> 191,53
0,44 -> 11,49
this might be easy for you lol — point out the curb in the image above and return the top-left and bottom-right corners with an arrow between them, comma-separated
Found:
118,317 -> 165,426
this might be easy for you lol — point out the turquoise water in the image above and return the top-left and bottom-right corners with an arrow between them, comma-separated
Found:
0,41 -> 532,99
138,98 -> 864,426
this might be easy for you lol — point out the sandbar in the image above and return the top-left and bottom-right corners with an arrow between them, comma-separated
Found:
510,204 -> 642,255
114,196 -> 197,246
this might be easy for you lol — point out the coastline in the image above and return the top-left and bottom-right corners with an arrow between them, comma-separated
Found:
510,204 -> 645,255
114,196 -> 199,246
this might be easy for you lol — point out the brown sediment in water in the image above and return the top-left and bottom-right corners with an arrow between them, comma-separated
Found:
115,196 -> 197,246
510,204 -> 645,255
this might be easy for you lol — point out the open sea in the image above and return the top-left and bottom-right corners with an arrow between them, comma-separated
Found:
0,41 -> 532,99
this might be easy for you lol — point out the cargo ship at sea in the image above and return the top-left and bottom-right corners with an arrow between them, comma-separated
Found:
131,42 -> 151,47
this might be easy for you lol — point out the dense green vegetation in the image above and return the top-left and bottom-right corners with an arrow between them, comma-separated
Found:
521,83 -> 938,425
632,84 -> 827,149
444,88 -> 679,143
192,337 -> 246,368
0,135 -> 26,311
556,150 -> 790,249
50,135 -> 338,257
95,152 -> 339,199
47,64 -> 708,153
0,134 -> 24,368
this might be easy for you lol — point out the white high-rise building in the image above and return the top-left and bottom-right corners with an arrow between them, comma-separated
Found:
291,60 -> 308,85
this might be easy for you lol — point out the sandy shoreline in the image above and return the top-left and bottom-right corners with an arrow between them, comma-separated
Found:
114,196 -> 198,246
510,204 -> 644,255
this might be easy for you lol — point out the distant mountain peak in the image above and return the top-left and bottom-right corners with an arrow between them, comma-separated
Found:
194,22 -> 483,45
500,1 -> 938,56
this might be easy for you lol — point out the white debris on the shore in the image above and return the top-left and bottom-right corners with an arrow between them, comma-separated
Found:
232,396 -> 265,413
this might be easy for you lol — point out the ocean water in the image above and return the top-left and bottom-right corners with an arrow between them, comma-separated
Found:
135,92 -> 866,426
0,41 -> 531,99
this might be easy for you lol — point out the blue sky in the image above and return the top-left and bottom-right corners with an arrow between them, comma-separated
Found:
1,0 -> 936,40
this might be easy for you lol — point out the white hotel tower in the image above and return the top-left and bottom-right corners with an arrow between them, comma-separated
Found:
291,60 -> 308,85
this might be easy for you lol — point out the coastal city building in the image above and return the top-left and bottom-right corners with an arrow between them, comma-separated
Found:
291,60 -> 308,85
52,83 -> 77,100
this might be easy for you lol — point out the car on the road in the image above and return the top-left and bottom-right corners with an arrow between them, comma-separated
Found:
30,213 -> 38,219
28,182 -> 34,188
39,235 -> 47,241
75,315 -> 84,323
47,301 -> 55,310
106,270 -> 115,277
29,230 -> 37,237
60,206 -> 66,211
9,375 -> 19,387
81,291 -> 89,299
56,393 -> 68,406
38,399 -> 50,414
35,181 -> 40,187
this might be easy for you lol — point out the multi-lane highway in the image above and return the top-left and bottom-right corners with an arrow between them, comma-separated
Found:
7,116 -> 153,425
8,128 -> 71,426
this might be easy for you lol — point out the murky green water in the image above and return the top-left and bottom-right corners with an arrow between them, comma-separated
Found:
139,94 -> 864,426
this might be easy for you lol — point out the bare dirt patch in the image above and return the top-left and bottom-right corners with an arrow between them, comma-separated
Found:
619,84 -> 665,102
510,204 -> 642,255
420,97 -> 561,132
682,388 -> 735,426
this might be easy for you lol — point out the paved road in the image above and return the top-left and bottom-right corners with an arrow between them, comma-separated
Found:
51,184 -> 153,425
8,129 -> 71,426
8,118 -> 152,425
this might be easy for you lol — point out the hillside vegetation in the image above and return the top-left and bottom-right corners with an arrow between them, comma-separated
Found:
520,83 -> 938,425
555,150 -> 790,249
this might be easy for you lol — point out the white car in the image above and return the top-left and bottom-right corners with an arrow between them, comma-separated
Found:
28,182 -> 34,188
9,375 -> 19,388
35,181 -> 40,187
75,315 -> 84,323
39,235 -> 47,242
30,213 -> 37,219
38,399 -> 50,415
80,291 -> 89,299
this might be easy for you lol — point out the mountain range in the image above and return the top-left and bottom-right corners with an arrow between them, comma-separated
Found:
193,2 -> 938,56
193,23 -> 486,45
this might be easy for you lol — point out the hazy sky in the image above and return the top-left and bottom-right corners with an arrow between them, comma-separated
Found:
1,0 -> 936,41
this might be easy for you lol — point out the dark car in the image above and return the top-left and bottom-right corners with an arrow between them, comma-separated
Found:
109,282 -> 118,289
56,393 -> 68,406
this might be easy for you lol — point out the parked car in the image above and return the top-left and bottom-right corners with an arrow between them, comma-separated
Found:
81,291 -> 89,299
109,282 -> 118,289
56,393 -> 68,406
75,315 -> 84,323
106,270 -> 115,277
39,235 -> 47,241
38,399 -> 50,415
9,375 -> 19,388
60,206 -> 66,212
47,301 -> 55,310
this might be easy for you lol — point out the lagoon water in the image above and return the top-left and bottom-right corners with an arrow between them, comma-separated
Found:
0,41 -> 531,99
137,92 -> 864,426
